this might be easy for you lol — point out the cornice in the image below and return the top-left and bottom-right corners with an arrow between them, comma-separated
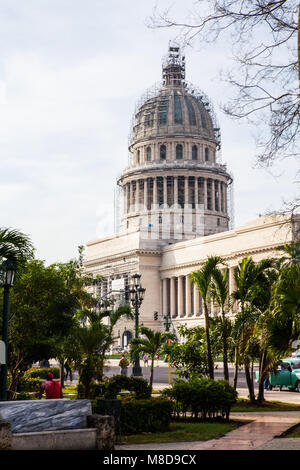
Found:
84,248 -> 162,268
159,242 -> 287,275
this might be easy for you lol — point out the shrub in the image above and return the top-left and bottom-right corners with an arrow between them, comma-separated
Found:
77,382 -> 107,399
162,377 -> 237,421
120,398 -> 173,434
24,367 -> 60,379
104,375 -> 152,400
17,376 -> 43,393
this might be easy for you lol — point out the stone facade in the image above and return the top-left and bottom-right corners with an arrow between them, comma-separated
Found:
85,214 -> 300,346
84,44 -> 300,347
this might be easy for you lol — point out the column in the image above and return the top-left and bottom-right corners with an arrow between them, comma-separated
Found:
194,177 -> 198,207
204,178 -> 207,210
193,282 -> 200,316
163,176 -> 167,206
185,274 -> 192,317
178,276 -> 184,317
229,266 -> 236,312
129,182 -> 133,213
162,278 -> 168,316
212,179 -> 215,211
123,184 -> 127,214
184,176 -> 189,206
170,277 -> 176,318
136,180 -> 141,211
153,176 -> 157,208
174,176 -> 178,206
144,178 -> 148,211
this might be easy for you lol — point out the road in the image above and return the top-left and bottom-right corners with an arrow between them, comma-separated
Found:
102,362 -> 300,404
62,360 -> 300,404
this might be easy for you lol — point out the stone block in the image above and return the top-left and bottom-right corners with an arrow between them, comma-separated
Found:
87,414 -> 115,450
0,420 -> 12,449
0,399 -> 92,433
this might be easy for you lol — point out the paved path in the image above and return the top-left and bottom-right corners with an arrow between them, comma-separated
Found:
115,412 -> 300,450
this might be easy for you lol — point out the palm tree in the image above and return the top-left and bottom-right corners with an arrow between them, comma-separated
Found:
129,326 -> 175,391
210,267 -> 230,381
190,256 -> 223,379
74,322 -> 112,398
0,228 -> 34,264
232,256 -> 274,401
276,242 -> 300,266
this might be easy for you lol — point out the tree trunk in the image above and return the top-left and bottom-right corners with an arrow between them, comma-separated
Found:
233,345 -> 239,389
222,310 -> 229,381
150,357 -> 155,391
60,362 -> 65,389
298,0 -> 300,89
244,362 -> 256,403
257,350 -> 268,404
204,302 -> 214,379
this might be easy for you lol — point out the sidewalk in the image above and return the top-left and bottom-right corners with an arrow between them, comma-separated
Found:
115,411 -> 300,450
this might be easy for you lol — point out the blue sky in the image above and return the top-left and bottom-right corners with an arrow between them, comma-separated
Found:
0,0 -> 298,264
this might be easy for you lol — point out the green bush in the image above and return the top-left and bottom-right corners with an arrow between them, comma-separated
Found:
162,377 -> 237,421
17,376 -> 43,393
104,375 -> 152,400
120,398 -> 173,434
24,367 -> 60,379
77,381 -> 107,399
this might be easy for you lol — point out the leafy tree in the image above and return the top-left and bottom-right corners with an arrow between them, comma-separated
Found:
165,325 -> 209,380
149,1 -> 300,184
4,259 -> 79,397
190,256 -> 224,379
130,326 -> 175,391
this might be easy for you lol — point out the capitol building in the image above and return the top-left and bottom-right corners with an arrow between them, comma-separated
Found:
84,44 -> 299,348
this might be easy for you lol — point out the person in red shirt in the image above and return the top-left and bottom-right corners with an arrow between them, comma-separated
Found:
39,372 -> 63,399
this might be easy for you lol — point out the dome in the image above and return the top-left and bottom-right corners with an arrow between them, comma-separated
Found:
129,45 -> 221,150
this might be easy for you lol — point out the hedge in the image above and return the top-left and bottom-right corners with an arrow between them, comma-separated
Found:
120,398 -> 173,434
162,377 -> 237,421
104,375 -> 152,400
24,367 -> 60,379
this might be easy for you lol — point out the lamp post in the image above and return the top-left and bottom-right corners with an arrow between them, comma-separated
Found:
0,260 -> 15,401
129,273 -> 145,377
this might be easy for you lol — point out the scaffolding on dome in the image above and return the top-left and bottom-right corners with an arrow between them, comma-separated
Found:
128,80 -> 221,151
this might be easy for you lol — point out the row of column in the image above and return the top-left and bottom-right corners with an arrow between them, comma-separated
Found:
162,267 -> 237,318
123,175 -> 228,214
134,142 -> 215,165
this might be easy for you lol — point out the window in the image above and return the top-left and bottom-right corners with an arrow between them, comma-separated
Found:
158,215 -> 162,224
174,92 -> 183,124
205,147 -> 209,161
137,150 -> 140,164
185,97 -> 196,126
160,144 -> 166,160
146,146 -> 151,161
176,144 -> 183,159
192,145 -> 198,160
159,97 -> 168,126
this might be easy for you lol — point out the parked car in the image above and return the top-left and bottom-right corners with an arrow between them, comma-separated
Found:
255,358 -> 300,391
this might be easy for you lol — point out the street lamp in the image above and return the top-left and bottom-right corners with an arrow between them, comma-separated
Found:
129,273 -> 145,377
0,260 -> 15,401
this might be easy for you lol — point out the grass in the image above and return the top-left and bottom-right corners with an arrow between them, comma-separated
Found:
281,424 -> 300,438
120,419 -> 241,445
231,398 -> 300,413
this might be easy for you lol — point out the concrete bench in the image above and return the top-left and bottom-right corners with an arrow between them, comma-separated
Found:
0,399 -> 115,450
